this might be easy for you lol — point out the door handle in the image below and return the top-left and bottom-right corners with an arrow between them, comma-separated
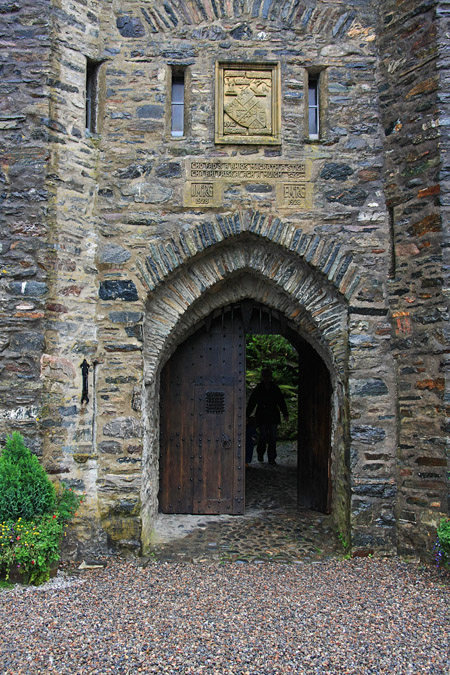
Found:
221,433 -> 232,449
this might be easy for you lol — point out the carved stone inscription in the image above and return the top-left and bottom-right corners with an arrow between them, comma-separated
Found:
184,160 -> 312,209
190,161 -> 306,180
276,182 -> 312,208
184,181 -> 221,208
215,62 -> 281,145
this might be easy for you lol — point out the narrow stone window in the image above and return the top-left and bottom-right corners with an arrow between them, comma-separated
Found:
86,58 -> 102,133
305,69 -> 327,141
171,69 -> 185,137
308,75 -> 320,139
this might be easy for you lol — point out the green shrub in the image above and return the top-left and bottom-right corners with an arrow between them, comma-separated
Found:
0,515 -> 63,585
0,433 -> 84,585
0,484 -> 84,585
434,518 -> 450,570
55,483 -> 83,524
0,432 -> 56,521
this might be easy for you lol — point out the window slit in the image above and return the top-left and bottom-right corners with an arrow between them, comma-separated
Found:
171,72 -> 185,137
86,58 -> 101,133
308,75 -> 319,139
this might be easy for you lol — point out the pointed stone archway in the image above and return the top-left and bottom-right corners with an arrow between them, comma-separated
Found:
140,239 -> 354,551
138,213 -> 397,555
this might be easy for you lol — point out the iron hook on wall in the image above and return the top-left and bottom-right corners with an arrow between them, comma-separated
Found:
80,359 -> 90,404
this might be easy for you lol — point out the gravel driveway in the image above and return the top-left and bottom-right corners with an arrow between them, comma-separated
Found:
1,558 -> 448,674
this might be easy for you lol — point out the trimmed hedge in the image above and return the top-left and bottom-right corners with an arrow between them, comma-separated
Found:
0,432 -> 56,521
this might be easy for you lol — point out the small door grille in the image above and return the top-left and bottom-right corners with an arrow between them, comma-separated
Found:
205,391 -> 225,414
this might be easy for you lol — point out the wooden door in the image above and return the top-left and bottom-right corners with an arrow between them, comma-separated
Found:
159,314 -> 245,514
297,343 -> 331,513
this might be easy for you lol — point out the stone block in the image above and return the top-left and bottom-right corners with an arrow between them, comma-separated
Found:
109,311 -> 143,324
116,15 -> 145,38
99,280 -> 138,302
122,182 -> 173,204
230,24 -> 252,40
116,162 -> 153,179
10,331 -> 44,353
350,378 -> 389,397
326,187 -> 368,206
98,441 -> 122,454
58,405 -> 77,417
320,163 -> 354,180
352,482 -> 397,499
99,244 -> 131,264
137,105 -> 164,119
103,416 -> 143,439
245,184 -> 273,193
9,281 -> 47,296
350,425 -> 386,444
155,162 -> 182,178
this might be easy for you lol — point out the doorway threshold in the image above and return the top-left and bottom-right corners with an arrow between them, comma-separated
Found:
150,444 -> 342,563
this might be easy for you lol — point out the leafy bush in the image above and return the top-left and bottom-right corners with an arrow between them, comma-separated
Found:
0,433 -> 84,585
55,483 -> 83,524
0,515 -> 63,585
0,432 -> 56,521
434,518 -> 450,570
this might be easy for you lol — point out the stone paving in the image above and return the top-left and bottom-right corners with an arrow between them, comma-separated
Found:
150,444 -> 343,563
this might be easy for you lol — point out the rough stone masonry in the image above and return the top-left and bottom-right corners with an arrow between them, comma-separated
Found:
0,0 -> 448,559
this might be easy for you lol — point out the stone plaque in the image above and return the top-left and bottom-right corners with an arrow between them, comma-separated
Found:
215,62 -> 281,145
184,160 -> 312,209
276,182 -> 313,209
189,160 -> 307,180
184,181 -> 222,207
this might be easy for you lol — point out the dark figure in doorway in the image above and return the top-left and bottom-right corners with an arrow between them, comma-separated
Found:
246,367 -> 289,465
245,416 -> 258,466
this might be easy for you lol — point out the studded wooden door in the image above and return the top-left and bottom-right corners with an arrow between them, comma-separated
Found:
297,342 -> 332,513
159,313 -> 245,514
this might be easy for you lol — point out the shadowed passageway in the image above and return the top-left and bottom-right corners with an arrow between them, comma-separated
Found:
150,444 -> 342,563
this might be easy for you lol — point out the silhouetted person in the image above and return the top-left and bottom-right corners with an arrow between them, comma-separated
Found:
245,415 -> 258,466
246,367 -> 289,465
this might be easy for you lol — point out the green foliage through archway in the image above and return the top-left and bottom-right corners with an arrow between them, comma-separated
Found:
246,334 -> 298,440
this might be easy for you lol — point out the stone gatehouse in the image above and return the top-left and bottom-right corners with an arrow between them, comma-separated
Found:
1,0 -> 448,559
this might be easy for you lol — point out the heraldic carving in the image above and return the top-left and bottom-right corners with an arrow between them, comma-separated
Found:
215,62 -> 281,145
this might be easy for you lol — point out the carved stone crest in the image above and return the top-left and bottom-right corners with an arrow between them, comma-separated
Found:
215,62 -> 281,145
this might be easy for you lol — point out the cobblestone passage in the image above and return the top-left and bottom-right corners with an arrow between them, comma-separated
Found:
150,444 -> 342,563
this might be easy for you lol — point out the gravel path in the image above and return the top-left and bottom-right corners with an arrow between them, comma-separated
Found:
1,559 -> 448,674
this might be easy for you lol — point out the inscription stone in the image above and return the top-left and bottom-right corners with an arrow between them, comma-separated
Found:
276,182 -> 313,209
184,181 -> 222,208
185,160 -> 311,208
189,160 -> 307,180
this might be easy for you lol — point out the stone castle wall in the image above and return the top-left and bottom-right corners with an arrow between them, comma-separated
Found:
377,0 -> 449,555
0,0 -> 448,558
437,0 -> 450,545
0,0 -> 51,455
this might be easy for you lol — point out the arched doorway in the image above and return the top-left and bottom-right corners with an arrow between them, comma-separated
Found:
159,301 -> 332,516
